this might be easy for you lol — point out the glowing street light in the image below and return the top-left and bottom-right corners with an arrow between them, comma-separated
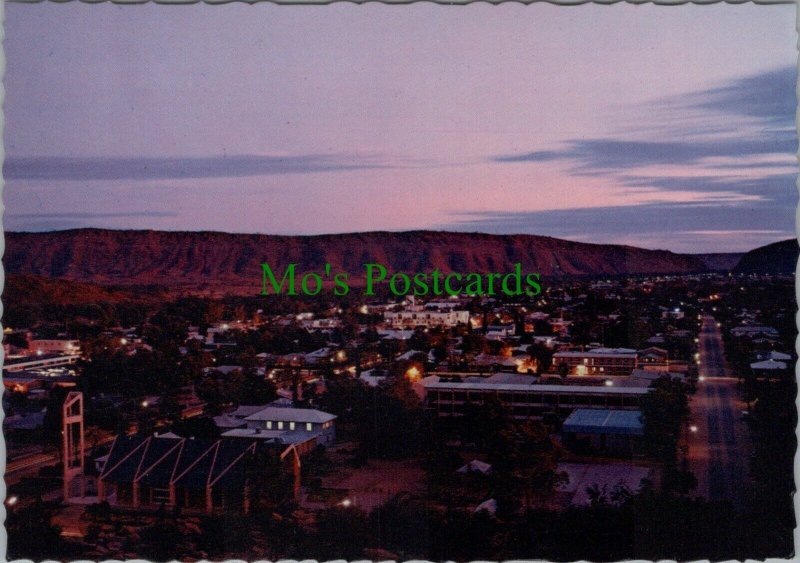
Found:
339,498 -> 352,507
689,425 -> 698,433
6,496 -> 18,506
405,366 -> 421,382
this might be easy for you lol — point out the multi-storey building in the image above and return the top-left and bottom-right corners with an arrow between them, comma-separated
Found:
415,375 -> 649,421
552,348 -> 638,376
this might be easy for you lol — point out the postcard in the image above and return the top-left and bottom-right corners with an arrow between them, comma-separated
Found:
1,2 -> 796,561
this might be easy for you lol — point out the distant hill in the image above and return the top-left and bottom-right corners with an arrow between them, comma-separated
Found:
691,253 -> 744,273
732,239 -> 798,275
4,273 -> 135,306
3,229 -> 713,296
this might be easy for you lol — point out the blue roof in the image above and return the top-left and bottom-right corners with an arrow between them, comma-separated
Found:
562,408 -> 644,436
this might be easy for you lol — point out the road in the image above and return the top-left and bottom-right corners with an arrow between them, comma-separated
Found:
684,315 -> 752,506
4,451 -> 60,487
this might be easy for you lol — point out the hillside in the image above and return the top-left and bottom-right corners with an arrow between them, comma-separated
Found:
3,274 -> 135,306
732,239 -> 798,275
691,253 -> 744,273
5,229 -> 710,295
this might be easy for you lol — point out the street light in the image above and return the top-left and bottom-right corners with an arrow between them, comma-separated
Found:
6,496 -> 18,506
689,425 -> 698,433
405,366 -> 421,382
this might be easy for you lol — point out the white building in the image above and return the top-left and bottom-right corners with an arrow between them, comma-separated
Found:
384,308 -> 470,328
241,407 -> 337,446
28,339 -> 80,355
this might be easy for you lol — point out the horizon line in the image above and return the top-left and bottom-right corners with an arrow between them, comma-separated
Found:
4,226 -> 793,256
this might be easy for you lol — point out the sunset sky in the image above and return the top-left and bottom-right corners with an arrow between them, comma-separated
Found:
3,3 -> 796,253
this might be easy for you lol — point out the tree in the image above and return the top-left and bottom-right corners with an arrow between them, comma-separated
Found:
640,376 -> 689,466
42,386 -> 69,449
6,501 -> 70,560
309,506 -> 371,560
245,446 -> 295,515
527,342 -> 554,374
488,420 -> 567,511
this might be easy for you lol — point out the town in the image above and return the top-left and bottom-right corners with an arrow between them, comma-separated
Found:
3,271 -> 795,560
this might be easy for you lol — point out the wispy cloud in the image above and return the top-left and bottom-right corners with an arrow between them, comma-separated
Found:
4,154 -> 389,182
684,65 -> 795,127
492,66 -> 796,174
492,135 -> 796,172
482,65 -> 796,250
618,173 -> 796,202
445,199 -> 794,253
9,211 -> 178,219
5,211 -> 180,232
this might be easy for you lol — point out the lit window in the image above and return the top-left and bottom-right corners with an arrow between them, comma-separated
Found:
306,422 -> 313,431
266,421 -> 272,429
277,421 -> 284,430
289,422 -> 296,431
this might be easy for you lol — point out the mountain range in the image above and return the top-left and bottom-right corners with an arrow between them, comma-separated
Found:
2,229 -> 792,300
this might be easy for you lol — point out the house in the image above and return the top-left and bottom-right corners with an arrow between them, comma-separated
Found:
383,307 -> 470,329
628,369 -> 684,387
750,358 -> 789,377
242,407 -> 337,446
637,347 -> 669,367
28,339 -> 81,355
552,348 -> 638,376
4,408 -> 47,432
457,460 -> 492,475
212,414 -> 247,430
757,351 -> 792,362
359,368 -> 388,387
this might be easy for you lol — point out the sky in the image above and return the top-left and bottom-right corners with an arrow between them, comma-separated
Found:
3,3 -> 797,253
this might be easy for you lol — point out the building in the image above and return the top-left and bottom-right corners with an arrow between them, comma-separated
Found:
241,406 -> 337,446
98,434 -> 297,514
552,348 -> 638,376
3,369 -> 78,394
28,339 -> 81,355
415,375 -> 649,421
3,354 -> 81,373
561,408 -> 645,455
637,347 -> 669,368
750,358 -> 790,377
383,308 -> 470,329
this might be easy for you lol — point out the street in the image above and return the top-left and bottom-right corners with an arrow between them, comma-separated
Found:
684,315 -> 752,506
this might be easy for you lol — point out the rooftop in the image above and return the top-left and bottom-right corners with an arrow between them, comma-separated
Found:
562,408 -> 645,435
419,376 -> 650,395
244,406 -> 337,424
